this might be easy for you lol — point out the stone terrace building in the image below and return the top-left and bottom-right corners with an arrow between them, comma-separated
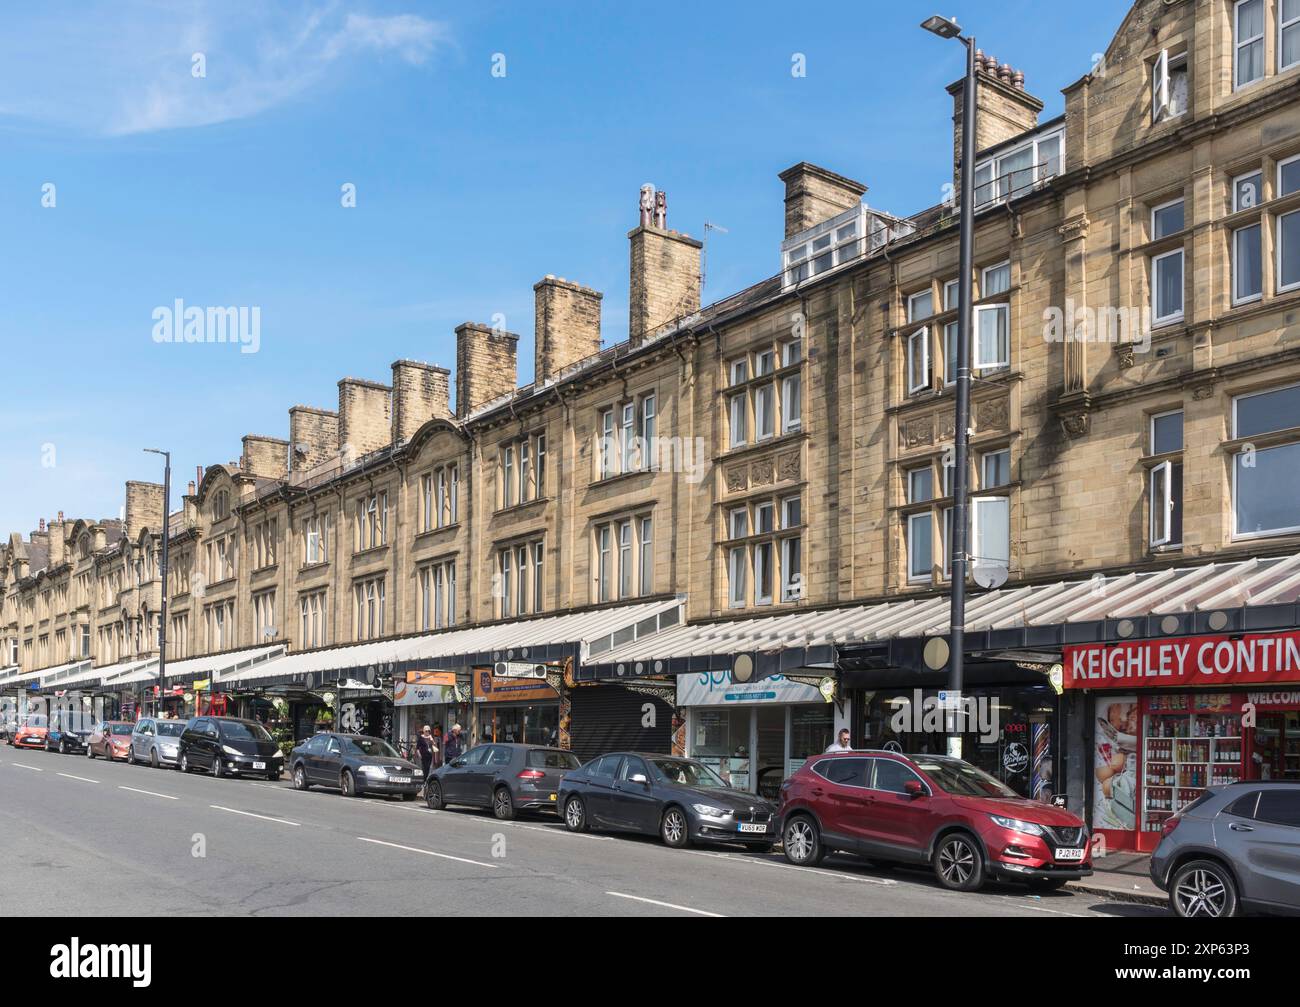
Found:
5,0 -> 1300,842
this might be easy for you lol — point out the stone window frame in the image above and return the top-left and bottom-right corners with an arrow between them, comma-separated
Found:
496,433 -> 546,509
204,598 -> 235,651
1228,381 -> 1300,540
353,490 -> 389,553
418,558 -> 457,631
1151,46 -> 1190,125
302,512 -> 329,567
495,537 -> 544,618
252,587 -> 276,643
1277,153 -> 1300,295
1284,0 -> 1300,73
1149,196 -> 1188,327
597,393 -> 655,480
591,512 -> 652,605
723,491 -> 804,608
251,516 -> 278,571
1146,408 -> 1185,550
725,338 -> 803,449
1233,0 -> 1266,91
353,575 -> 386,641
298,589 -> 327,650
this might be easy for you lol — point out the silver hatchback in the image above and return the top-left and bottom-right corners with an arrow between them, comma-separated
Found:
1150,781 -> 1300,917
130,717 -> 187,768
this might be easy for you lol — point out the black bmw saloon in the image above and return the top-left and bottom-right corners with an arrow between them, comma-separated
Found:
557,752 -> 776,851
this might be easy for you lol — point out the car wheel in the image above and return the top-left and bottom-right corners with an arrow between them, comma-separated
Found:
60,738 -> 69,755
425,779 -> 445,810
493,786 -> 515,820
1171,859 -> 1239,918
179,752 -> 188,772
211,754 -> 223,778
87,745 -> 95,760
660,806 -> 691,848
782,815 -> 824,866
341,769 -> 358,797
293,765 -> 310,791
150,749 -> 160,769
933,833 -> 985,892
563,795 -> 588,832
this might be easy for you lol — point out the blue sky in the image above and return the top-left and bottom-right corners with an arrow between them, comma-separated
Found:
0,0 -> 1131,535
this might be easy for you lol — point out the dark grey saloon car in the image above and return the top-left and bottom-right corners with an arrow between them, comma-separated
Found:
289,732 -> 421,799
425,742 -> 581,818
1150,781 -> 1300,917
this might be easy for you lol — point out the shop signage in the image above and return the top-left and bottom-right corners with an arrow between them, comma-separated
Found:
407,670 -> 457,687
393,680 -> 456,707
473,668 -> 558,704
1065,631 -> 1300,690
676,671 -> 823,707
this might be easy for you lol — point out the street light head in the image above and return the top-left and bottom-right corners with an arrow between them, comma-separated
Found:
921,14 -> 962,39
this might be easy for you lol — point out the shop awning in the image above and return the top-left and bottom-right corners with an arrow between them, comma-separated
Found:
101,645 -> 287,688
218,598 -> 684,691
580,552 -> 1300,681
40,657 -> 155,692
0,665 -> 21,686
8,659 -> 91,689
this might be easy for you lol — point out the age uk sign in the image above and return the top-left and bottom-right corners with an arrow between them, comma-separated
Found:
1064,630 -> 1300,689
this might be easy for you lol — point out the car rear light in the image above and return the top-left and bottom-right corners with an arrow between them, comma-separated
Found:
517,769 -> 546,780
1161,815 -> 1181,838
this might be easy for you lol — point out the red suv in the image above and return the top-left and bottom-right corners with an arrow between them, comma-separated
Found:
777,751 -> 1093,892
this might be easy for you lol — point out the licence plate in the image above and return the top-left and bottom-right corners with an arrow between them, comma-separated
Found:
252,761 -> 266,770
1055,847 -> 1085,862
549,793 -> 557,801
390,777 -> 411,784
737,823 -> 768,834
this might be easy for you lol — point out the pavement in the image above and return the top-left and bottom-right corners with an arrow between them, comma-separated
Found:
1,748 -> 1170,917
1069,851 -> 1167,906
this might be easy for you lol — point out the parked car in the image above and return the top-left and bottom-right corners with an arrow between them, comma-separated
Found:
1150,781 -> 1300,917
558,752 -> 777,849
1,711 -> 21,743
11,713 -> 48,749
777,751 -> 1093,892
177,716 -> 283,779
130,717 -> 187,768
290,732 -> 421,798
87,721 -> 134,760
45,709 -> 95,754
426,742 -> 582,818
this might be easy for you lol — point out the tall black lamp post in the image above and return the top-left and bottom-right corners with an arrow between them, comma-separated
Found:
922,14 -> 976,758
144,448 -> 171,715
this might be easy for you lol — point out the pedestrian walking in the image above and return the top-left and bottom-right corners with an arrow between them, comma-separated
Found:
444,722 -> 465,763
416,724 -> 436,779
825,728 -> 853,753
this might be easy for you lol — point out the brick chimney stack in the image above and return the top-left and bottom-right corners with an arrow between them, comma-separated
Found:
391,359 -> 452,443
455,322 -> 519,418
337,378 -> 392,459
124,481 -> 165,539
628,185 -> 701,346
777,162 -> 867,239
534,276 -> 602,384
947,55 -> 1043,199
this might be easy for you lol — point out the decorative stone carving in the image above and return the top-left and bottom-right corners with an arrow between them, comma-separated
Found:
1060,409 -> 1090,439
937,414 -> 956,440
1192,384 -> 1214,401
750,457 -> 775,487
974,397 -> 1010,433
1058,215 -> 1090,242
725,466 -> 748,493
777,450 -> 801,482
1116,344 -> 1135,369
901,416 -> 935,449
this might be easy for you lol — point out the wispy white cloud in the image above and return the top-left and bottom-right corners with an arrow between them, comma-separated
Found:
0,2 -> 452,136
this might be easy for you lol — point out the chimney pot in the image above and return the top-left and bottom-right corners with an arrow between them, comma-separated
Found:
187,481 -> 196,495
39,518 -> 45,532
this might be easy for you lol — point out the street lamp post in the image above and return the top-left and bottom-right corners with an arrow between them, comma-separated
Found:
145,448 -> 171,716
922,14 -> 976,758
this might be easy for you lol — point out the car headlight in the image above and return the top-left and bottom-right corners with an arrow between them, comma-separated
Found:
360,765 -> 388,777
990,815 -> 1045,837
221,745 -> 242,756
691,803 -> 731,818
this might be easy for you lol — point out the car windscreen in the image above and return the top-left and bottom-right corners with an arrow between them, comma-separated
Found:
527,749 -> 582,770
110,723 -> 134,735
343,737 -> 399,758
911,758 -> 1018,798
220,721 -> 272,742
155,721 -> 186,737
650,758 -> 728,789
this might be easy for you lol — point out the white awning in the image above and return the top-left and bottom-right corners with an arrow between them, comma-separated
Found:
0,665 -> 20,685
44,658 -> 154,691
219,598 -> 683,689
11,659 -> 91,688
583,553 -> 1300,679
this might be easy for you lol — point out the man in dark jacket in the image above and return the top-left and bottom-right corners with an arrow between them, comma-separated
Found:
443,723 -> 465,762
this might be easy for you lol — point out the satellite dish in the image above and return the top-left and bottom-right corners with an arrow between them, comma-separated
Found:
971,559 -> 1008,590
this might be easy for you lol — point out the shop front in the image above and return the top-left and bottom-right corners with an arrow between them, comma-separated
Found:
1066,628 -> 1300,852
395,671 -> 469,749
472,667 -> 560,748
679,671 -> 834,801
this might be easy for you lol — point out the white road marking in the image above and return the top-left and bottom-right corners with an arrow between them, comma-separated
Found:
119,785 -> 179,801
209,805 -> 300,826
987,896 -> 1091,918
357,836 -> 499,869
605,891 -> 725,917
57,772 -> 99,784
12,763 -> 43,771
